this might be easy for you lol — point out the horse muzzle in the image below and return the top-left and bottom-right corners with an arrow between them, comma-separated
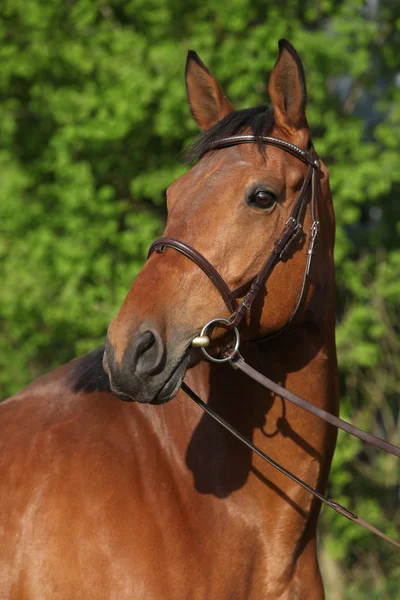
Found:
103,328 -> 193,404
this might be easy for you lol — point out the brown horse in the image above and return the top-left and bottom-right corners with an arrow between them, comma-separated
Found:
0,41 -> 338,598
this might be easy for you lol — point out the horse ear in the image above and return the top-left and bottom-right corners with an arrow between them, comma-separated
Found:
268,40 -> 307,134
185,50 -> 235,130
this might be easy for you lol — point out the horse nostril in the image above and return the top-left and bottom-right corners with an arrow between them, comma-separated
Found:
105,327 -> 167,393
136,331 -> 156,359
134,329 -> 166,376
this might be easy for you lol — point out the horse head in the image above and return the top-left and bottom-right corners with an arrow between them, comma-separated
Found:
104,40 -> 335,404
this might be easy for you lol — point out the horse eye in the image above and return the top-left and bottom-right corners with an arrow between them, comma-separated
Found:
248,190 -> 277,211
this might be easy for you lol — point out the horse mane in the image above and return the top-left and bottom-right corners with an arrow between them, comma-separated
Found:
70,346 -> 111,394
185,104 -> 274,162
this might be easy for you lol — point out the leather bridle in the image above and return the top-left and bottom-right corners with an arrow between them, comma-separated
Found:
149,135 -> 320,332
147,135 -> 400,549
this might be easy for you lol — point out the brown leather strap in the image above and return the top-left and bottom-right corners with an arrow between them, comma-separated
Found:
182,381 -> 400,550
231,355 -> 400,458
148,238 -> 238,313
227,163 -> 317,329
208,135 -> 320,168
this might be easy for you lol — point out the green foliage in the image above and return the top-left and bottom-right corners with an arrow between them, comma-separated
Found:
0,1 -> 399,596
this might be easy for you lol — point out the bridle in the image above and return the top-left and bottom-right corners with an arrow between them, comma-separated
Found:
149,135 -> 320,334
148,135 -> 400,549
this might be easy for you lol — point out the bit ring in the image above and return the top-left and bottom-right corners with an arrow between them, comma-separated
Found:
198,318 -> 240,363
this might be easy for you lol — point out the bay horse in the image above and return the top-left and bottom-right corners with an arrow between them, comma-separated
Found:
0,41 -> 338,598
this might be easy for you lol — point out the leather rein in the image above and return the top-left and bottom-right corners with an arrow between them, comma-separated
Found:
148,135 -> 400,549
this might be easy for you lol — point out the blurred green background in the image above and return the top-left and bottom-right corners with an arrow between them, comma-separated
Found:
0,1 -> 399,597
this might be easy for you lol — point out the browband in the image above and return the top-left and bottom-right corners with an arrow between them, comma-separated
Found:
207,135 -> 320,168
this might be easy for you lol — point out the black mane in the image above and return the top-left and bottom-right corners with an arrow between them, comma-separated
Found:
69,346 -> 111,394
185,105 -> 274,162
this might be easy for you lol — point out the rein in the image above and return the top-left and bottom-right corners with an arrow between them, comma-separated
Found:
148,134 -> 400,549
181,381 -> 400,549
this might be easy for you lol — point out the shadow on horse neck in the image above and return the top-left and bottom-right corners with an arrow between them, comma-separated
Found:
185,318 -> 330,500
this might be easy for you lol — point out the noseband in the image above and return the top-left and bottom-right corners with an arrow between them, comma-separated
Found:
147,135 -> 400,549
148,135 -> 320,333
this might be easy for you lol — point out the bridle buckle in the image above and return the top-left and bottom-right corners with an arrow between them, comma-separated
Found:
306,220 -> 320,274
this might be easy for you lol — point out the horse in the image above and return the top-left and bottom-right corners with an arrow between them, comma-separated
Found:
0,40 -> 338,599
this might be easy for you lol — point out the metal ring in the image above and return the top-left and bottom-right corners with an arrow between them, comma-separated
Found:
199,318 -> 240,363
